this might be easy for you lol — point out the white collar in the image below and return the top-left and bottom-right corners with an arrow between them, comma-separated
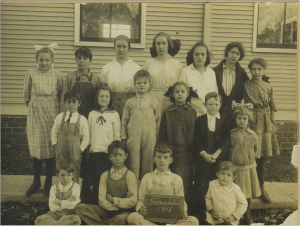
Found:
211,179 -> 235,192
58,181 -> 73,189
66,110 -> 78,117
136,93 -> 149,99
207,112 -> 220,120
113,58 -> 133,65
154,168 -> 171,176
110,166 -> 127,175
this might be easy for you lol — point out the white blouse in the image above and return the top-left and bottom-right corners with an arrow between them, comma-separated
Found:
180,64 -> 218,101
100,58 -> 141,93
88,110 -> 121,153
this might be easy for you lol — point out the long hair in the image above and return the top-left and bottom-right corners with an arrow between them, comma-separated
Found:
186,41 -> 212,66
94,83 -> 114,111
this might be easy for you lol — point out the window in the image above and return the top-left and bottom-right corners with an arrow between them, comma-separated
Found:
253,2 -> 297,53
74,3 -> 146,48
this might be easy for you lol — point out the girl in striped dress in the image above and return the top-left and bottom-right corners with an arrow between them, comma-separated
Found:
23,44 -> 63,196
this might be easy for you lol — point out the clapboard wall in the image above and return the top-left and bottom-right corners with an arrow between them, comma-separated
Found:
207,2 -> 298,112
1,2 -> 204,111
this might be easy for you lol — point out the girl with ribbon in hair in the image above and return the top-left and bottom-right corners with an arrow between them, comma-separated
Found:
23,43 -> 63,197
143,32 -> 182,119
244,58 -> 280,203
179,41 -> 218,116
158,81 -> 198,198
100,35 -> 141,119
229,101 -> 261,225
84,83 -> 121,204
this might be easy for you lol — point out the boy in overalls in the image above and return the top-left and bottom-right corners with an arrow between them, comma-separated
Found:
51,90 -> 89,184
127,142 -> 199,225
75,140 -> 138,225
121,69 -> 160,180
60,47 -> 102,202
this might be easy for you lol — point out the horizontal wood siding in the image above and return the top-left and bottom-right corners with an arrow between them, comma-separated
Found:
1,3 -> 204,105
209,3 -> 298,110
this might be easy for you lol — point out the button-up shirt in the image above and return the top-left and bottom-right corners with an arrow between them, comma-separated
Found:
98,166 -> 138,211
205,179 -> 247,225
222,63 -> 236,96
207,112 -> 220,132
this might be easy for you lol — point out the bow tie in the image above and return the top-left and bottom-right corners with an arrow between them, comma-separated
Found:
96,116 -> 106,125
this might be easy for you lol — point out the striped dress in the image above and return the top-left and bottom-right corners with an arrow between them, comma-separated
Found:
23,67 -> 63,159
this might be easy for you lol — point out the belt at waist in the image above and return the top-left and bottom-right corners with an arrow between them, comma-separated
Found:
235,162 -> 256,171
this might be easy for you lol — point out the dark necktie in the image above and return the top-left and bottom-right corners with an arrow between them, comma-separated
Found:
66,113 -> 72,123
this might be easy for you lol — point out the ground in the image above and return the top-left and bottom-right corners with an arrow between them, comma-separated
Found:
1,144 -> 298,225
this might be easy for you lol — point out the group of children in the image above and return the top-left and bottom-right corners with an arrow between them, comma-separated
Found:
24,43 -> 279,225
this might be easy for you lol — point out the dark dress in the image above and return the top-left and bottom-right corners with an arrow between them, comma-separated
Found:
158,103 -> 197,190
213,59 -> 249,130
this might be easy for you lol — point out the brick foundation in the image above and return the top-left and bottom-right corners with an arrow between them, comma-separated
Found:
1,116 -> 299,152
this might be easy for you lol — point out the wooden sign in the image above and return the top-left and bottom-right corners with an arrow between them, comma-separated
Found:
145,194 -> 184,224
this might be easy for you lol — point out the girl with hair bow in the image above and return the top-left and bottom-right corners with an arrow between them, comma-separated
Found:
23,43 -> 63,197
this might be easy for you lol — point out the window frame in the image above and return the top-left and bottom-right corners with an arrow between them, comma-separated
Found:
74,3 -> 146,48
252,2 -> 297,54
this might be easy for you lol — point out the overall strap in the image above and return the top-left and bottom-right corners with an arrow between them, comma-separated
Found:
149,97 -> 156,115
74,113 -> 81,136
69,182 -> 75,192
58,112 -> 67,133
55,183 -> 60,198
88,72 -> 93,83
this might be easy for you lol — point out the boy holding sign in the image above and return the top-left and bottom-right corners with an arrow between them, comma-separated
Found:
127,142 -> 199,225
75,141 -> 138,225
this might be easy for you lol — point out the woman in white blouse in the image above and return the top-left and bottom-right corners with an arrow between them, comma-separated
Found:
100,35 -> 141,119
179,41 -> 218,116
143,32 -> 182,118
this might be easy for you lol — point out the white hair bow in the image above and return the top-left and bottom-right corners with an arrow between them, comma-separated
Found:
34,43 -> 58,53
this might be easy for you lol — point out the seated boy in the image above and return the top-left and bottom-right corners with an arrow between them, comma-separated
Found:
196,161 -> 247,225
127,142 -> 199,225
192,92 -> 230,211
35,159 -> 81,225
75,140 -> 138,225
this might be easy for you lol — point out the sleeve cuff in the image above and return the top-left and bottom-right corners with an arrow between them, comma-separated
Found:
232,212 -> 241,220
113,197 -> 120,206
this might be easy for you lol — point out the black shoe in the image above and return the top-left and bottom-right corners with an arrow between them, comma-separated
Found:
244,210 -> 253,225
260,188 -> 272,203
26,182 -> 41,196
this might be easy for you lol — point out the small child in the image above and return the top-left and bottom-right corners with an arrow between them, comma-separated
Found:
84,83 -> 121,204
35,159 -> 81,225
158,81 -> 198,191
193,92 -> 230,211
121,69 -> 160,180
229,103 -> 261,224
51,90 -> 89,184
24,44 -> 63,197
199,161 -> 248,225
75,140 -> 138,225
127,142 -> 199,225
244,58 -> 280,203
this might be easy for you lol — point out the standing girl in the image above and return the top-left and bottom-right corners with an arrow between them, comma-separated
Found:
244,58 -> 280,203
180,41 -> 218,116
85,83 -> 121,204
158,81 -> 198,192
23,44 -> 63,196
143,32 -> 182,119
229,103 -> 261,225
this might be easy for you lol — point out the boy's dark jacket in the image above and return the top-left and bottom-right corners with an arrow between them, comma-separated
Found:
193,113 -> 230,162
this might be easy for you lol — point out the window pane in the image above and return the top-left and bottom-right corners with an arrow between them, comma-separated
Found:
111,3 -> 140,39
257,3 -> 285,44
284,3 -> 297,44
81,3 -> 111,39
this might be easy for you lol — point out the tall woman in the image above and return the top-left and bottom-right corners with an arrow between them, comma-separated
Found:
143,32 -> 182,118
180,41 -> 218,116
213,42 -> 249,130
100,35 -> 141,119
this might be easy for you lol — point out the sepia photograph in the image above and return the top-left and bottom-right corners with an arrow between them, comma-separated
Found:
1,1 -> 299,225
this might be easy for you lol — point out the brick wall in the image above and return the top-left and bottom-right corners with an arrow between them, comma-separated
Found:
1,116 -> 299,152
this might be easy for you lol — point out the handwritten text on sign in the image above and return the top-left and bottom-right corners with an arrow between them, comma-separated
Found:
145,194 -> 184,223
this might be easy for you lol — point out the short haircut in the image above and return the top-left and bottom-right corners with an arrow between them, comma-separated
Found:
224,42 -> 245,61
75,47 -> 92,60
108,140 -> 128,156
64,90 -> 82,103
205,92 -> 222,103
170,81 -> 190,103
36,47 -> 54,62
232,106 -> 254,123
217,161 -> 237,176
188,41 -> 212,66
133,69 -> 151,84
114,35 -> 131,50
151,32 -> 174,58
248,58 -> 267,70
57,159 -> 74,173
94,85 -> 114,111
153,142 -> 173,157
